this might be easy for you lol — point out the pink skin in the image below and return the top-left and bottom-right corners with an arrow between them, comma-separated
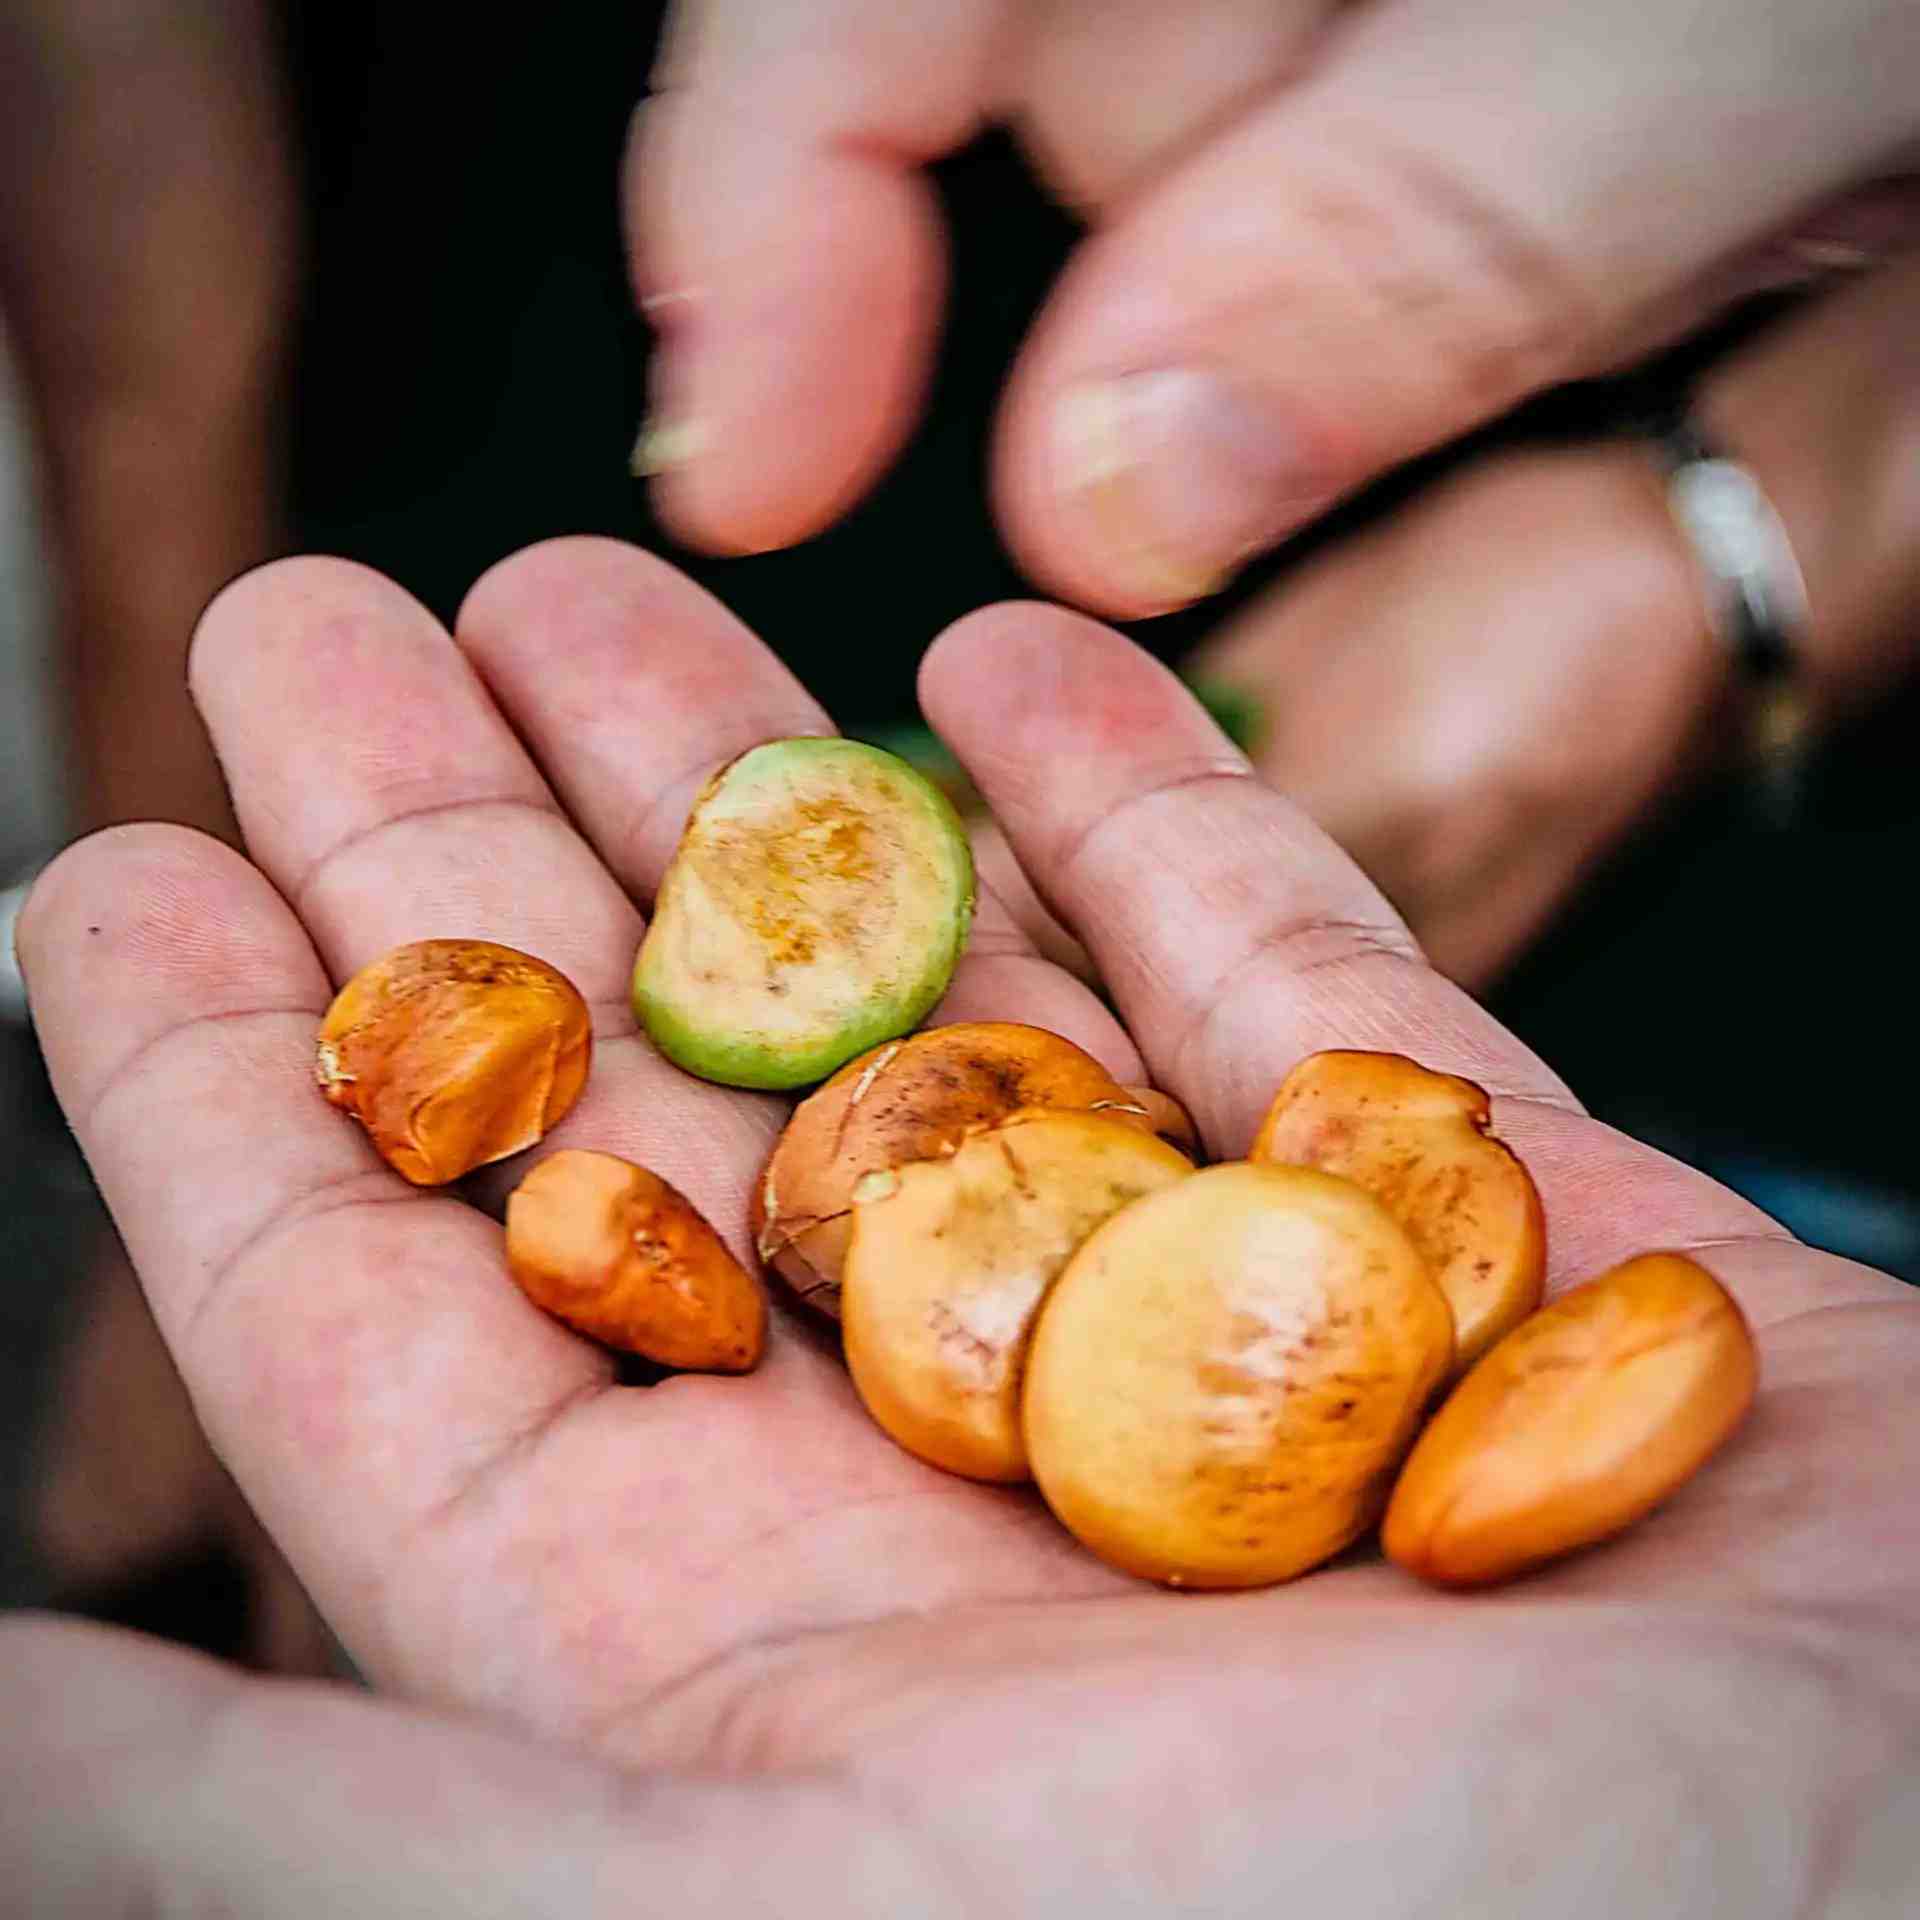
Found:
628,0 -> 1920,616
1192,443 -> 1728,989
9,546 -> 1920,1913
1186,254 -> 1920,989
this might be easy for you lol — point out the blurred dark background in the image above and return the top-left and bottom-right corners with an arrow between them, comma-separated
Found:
2,2 -> 1915,1664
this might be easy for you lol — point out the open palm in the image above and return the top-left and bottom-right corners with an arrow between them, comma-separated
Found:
14,541 -> 1918,1915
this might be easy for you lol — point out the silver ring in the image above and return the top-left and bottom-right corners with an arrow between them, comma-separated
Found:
1666,455 -> 1810,670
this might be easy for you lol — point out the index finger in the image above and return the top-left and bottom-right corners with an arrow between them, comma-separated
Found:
919,604 -> 1814,1304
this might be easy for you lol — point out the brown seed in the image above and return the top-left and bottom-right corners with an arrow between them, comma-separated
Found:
1251,1050 -> 1545,1372
843,1110 -> 1193,1481
505,1150 -> 765,1373
1382,1252 -> 1757,1588
750,1022 -> 1159,1317
316,939 -> 591,1186
1023,1162 -> 1455,1590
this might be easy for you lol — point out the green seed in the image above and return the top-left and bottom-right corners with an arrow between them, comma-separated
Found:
633,738 -> 975,1091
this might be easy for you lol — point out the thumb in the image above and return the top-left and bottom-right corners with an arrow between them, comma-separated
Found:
0,1614 -> 907,1918
992,0 -> 1920,617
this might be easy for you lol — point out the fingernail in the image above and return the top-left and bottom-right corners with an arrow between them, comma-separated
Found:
1052,369 -> 1319,608
640,285 -> 705,316
630,414 -> 709,477
1787,238 -> 1877,274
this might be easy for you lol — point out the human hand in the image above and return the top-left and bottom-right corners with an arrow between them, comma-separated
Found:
11,543 -> 1920,1912
1191,443 -> 1725,988
1185,252 -> 1920,989
629,0 -> 1920,616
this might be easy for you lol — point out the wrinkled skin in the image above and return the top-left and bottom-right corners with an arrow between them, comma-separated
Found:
9,543 -> 1920,1915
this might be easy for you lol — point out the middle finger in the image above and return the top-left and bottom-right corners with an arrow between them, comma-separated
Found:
454,535 -> 1142,1077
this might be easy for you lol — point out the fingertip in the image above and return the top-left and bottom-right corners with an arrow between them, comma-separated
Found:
456,535 -> 702,649
991,314 -> 1342,622
983,55 -> 1587,620
922,598 -> 1235,771
991,373 -> 1212,624
920,598 -> 1107,694
629,97 -> 947,556
189,556 -> 435,707
451,530 -> 817,739
20,821 -> 254,956
18,822 -> 323,1082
